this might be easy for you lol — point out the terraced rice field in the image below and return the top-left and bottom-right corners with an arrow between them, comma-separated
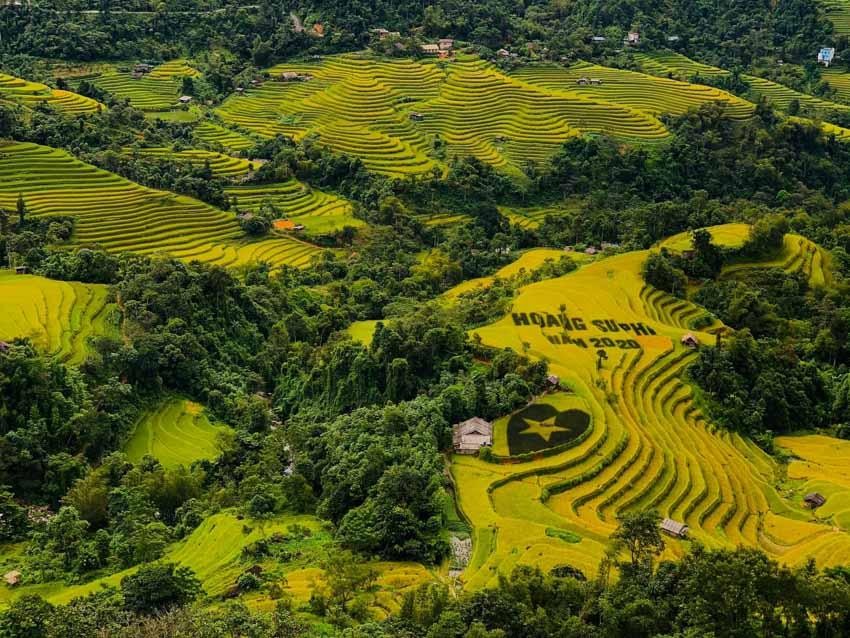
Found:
442,247 -> 575,299
452,227 -> 850,587
87,60 -> 198,112
0,141 -> 322,269
215,54 -> 670,178
193,121 -> 257,151
821,0 -> 850,34
225,179 -> 364,234
636,51 -> 850,139
822,68 -> 850,103
511,62 -> 754,120
0,272 -> 116,364
126,147 -> 256,178
498,202 -> 581,229
777,435 -> 850,530
0,510 -> 433,614
124,398 -> 230,468
720,233 -> 833,288
0,72 -> 102,115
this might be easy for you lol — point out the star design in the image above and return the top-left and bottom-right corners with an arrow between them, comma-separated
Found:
518,416 -> 570,442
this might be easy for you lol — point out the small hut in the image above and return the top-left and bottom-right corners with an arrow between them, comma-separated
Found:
660,518 -> 689,538
409,112 -> 425,122
625,31 -> 640,45
497,48 -> 511,57
14,266 -> 28,275
804,493 -> 826,509
439,38 -> 455,51
178,95 -> 192,104
280,71 -> 299,82
3,571 -> 20,587
452,417 -> 493,455
576,77 -> 590,85
681,333 -> 700,349
547,374 -> 561,389
236,87 -> 245,94
589,78 -> 604,85
421,44 -> 440,55
591,36 -> 606,43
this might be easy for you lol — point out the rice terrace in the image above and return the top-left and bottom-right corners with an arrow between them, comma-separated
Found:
5,1 -> 850,634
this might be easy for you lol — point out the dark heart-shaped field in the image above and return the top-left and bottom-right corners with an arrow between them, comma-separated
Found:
507,403 -> 591,455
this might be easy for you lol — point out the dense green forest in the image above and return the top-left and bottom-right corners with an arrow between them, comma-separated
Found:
5,0 -> 850,635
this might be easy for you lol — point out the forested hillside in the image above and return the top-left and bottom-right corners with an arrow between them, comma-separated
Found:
4,0 -> 850,636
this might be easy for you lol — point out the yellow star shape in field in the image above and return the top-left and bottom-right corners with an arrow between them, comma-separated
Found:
519,417 -> 569,443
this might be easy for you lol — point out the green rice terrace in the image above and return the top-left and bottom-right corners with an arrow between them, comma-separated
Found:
0,141 -> 322,268
124,398 -> 231,468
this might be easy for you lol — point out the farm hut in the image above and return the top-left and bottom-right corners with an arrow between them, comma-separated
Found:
591,36 -> 606,43
584,246 -> 598,255
660,518 -> 689,538
14,266 -> 28,275
439,38 -> 455,51
547,374 -> 561,389
497,48 -> 511,57
409,112 -> 425,121
804,493 -> 826,509
250,79 -> 260,86
133,63 -> 153,74
293,224 -> 305,231
3,571 -> 20,587
280,71 -> 299,82
372,28 -> 390,39
681,333 -> 700,349
452,417 -> 493,454
818,47 -> 836,67
421,44 -> 440,55
178,95 -> 192,104
590,78 -> 603,85
625,31 -> 640,45
667,35 -> 681,42
236,87 -> 245,94
576,77 -> 590,85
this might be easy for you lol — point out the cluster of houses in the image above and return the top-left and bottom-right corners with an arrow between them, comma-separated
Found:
421,38 -> 455,59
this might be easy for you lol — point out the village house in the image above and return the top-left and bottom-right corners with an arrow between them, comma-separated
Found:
497,48 -> 511,57
818,47 -> 835,67
660,518 -> 689,538
178,95 -> 192,104
14,265 -> 28,275
452,417 -> 493,455
3,570 -> 20,587
681,333 -> 700,349
591,36 -> 606,43
439,38 -> 454,51
804,492 -> 826,509
133,63 -> 153,75
625,31 -> 640,45
546,374 -> 561,389
421,43 -> 440,55
372,28 -> 390,39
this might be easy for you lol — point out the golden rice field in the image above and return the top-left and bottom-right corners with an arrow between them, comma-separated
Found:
510,62 -> 754,120
720,233 -> 833,288
776,435 -> 850,530
498,201 -> 582,229
124,398 -> 230,468
0,72 -> 102,115
125,147 -> 256,178
0,271 -> 117,364
193,121 -> 257,151
635,51 -> 850,137
0,141 -> 322,269
452,226 -> 850,588
215,54 -> 675,178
